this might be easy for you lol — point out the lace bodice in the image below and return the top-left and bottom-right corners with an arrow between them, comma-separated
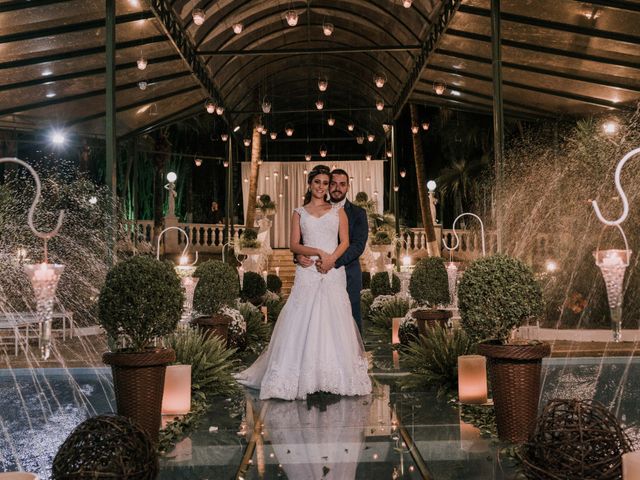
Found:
295,205 -> 340,253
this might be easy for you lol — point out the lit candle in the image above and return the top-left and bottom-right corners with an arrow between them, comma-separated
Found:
385,263 -> 393,285
261,306 -> 268,323
262,270 -> 268,282
275,266 -> 280,277
34,262 -> 56,282
601,250 -> 623,266
162,364 -> 191,415
458,355 -> 488,404
392,317 -> 401,344
238,266 -> 245,289
623,451 -> 640,479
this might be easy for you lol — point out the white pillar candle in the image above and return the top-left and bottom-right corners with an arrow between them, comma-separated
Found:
261,306 -> 268,323
275,266 -> 280,277
458,355 -> 488,404
262,270 -> 268,282
392,317 -> 402,345
623,451 -> 640,479
238,266 -> 245,289
162,364 -> 191,415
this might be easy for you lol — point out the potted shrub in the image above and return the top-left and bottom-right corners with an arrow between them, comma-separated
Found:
266,274 -> 282,294
256,194 -> 276,216
458,254 -> 548,444
99,255 -> 184,442
409,257 -> 452,336
238,229 -> 261,255
370,271 -> 401,298
241,271 -> 267,305
192,260 -> 240,342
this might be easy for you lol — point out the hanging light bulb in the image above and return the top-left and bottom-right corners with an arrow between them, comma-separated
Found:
285,9 -> 298,26
261,97 -> 272,113
137,55 -> 148,70
356,136 -> 364,144
367,133 -> 375,142
347,122 -> 355,132
411,124 -> 419,134
366,176 -> 371,181
394,185 -> 399,192
433,81 -> 446,95
323,21 -> 334,36
194,158 -> 203,167
221,133 -> 229,141
422,121 -> 430,130
138,80 -> 148,90
375,98 -> 385,111
223,159 -> 229,168
216,105 -> 224,115
400,168 -> 407,178
319,145 -> 328,157
305,153 -> 312,161
402,0 -> 412,8
256,122 -> 264,133
270,131 -> 277,140
243,138 -> 251,147
205,100 -> 216,114
327,116 -> 335,126
315,98 -> 324,110
386,150 -> 393,158
318,77 -> 328,92
232,23 -> 243,34
365,154 -> 372,161
285,124 -> 294,136
373,73 -> 387,88
303,169 -> 308,175
261,128 -> 268,135
192,8 -> 205,25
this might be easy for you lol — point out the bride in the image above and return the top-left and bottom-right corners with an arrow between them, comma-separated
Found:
235,165 -> 371,400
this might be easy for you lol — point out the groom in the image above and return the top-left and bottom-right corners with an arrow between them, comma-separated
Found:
297,168 -> 369,332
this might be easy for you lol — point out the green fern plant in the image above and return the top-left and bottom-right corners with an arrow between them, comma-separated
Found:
165,328 -> 239,398
401,326 -> 474,396
368,296 -> 412,341
263,295 -> 285,323
238,302 -> 272,353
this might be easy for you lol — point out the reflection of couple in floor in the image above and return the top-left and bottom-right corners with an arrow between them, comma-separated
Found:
235,165 -> 372,400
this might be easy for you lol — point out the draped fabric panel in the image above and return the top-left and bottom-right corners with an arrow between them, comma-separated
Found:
241,161 -> 385,248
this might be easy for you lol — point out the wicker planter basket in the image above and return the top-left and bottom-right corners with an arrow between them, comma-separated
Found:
413,309 -> 452,337
477,342 -> 551,443
102,348 -> 176,443
192,314 -> 232,343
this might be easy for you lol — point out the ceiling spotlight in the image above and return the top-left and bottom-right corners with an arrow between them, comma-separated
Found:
50,131 -> 66,145
347,123 -> 355,132
221,133 -> 229,141
356,136 -> 364,144
400,168 -> 406,178
195,158 -> 203,167
285,124 -> 294,136
365,154 -> 372,161
373,73 -> 387,88
137,56 -> 148,70
402,0 -> 412,7
205,100 -> 216,114
411,125 -> 419,134
232,23 -> 243,34
375,99 -> 385,111
322,21 -> 334,36
262,97 -> 272,113
138,80 -> 148,90
243,138 -> 251,147
319,145 -> 328,157
318,77 -> 328,92
327,116 -> 336,126
422,121 -> 430,130
367,134 -> 375,142
285,9 -> 298,26
315,98 -> 324,110
433,81 -> 446,95
216,105 -> 224,115
192,8 -> 205,26
305,153 -> 312,161
270,131 -> 277,140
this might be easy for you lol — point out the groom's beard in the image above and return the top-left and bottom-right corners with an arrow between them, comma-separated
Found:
329,191 -> 347,203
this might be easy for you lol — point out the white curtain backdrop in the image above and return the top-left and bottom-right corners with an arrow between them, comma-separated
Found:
241,161 -> 384,248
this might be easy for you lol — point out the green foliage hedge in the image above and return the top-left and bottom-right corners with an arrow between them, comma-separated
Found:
370,272 -> 401,297
361,290 -> 374,321
409,257 -> 449,307
193,260 -> 239,315
241,271 -> 267,302
266,274 -> 282,293
98,255 -> 183,351
458,254 -> 543,343
362,271 -> 371,290
372,231 -> 392,245
238,302 -> 272,354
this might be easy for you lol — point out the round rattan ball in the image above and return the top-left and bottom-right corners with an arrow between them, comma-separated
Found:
520,399 -> 632,480
52,414 -> 158,479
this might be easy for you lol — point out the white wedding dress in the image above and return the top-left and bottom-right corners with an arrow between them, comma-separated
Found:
235,204 -> 371,400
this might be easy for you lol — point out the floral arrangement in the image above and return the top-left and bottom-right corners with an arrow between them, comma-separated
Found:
239,229 -> 261,249
369,294 -> 399,315
220,305 -> 247,350
399,308 -> 421,345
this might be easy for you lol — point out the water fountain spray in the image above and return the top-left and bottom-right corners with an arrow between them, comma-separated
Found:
0,157 -> 65,360
590,147 -> 640,342
157,226 -> 199,325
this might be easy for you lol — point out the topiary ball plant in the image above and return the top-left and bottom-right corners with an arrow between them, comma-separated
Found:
458,254 -> 543,344
98,255 -> 183,351
372,231 -> 392,245
409,257 -> 450,307
370,271 -> 401,297
355,191 -> 368,203
266,274 -> 282,294
239,229 -> 260,249
362,271 -> 371,290
241,271 -> 267,303
193,260 -> 240,315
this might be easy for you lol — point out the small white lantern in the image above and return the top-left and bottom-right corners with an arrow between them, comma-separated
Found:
162,364 -> 192,415
458,355 -> 488,404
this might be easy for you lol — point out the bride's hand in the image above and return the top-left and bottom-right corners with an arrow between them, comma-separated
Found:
317,250 -> 334,265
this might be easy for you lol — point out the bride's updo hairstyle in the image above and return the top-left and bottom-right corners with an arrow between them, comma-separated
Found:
303,164 -> 331,205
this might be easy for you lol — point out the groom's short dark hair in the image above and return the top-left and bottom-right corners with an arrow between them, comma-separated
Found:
331,168 -> 349,180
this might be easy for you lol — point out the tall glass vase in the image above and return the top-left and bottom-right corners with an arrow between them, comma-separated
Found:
593,249 -> 631,342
